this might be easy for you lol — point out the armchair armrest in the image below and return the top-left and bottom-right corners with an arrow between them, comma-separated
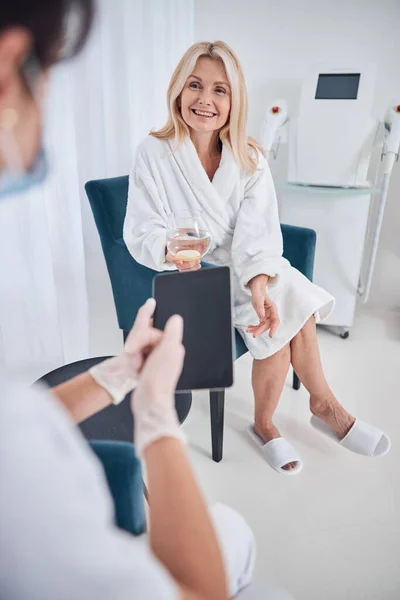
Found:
89,440 -> 146,536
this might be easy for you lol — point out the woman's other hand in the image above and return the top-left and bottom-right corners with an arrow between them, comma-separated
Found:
247,274 -> 280,338
166,251 -> 201,272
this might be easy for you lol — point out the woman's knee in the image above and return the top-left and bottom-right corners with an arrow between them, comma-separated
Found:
255,344 -> 290,366
273,343 -> 290,362
292,317 -> 316,343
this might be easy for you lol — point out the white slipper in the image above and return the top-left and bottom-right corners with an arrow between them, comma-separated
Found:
310,416 -> 391,457
247,426 -> 303,476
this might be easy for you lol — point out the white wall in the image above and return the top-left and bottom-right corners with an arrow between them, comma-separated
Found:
195,0 -> 400,308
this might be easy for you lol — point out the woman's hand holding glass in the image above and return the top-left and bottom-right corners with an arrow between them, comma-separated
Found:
166,250 -> 201,272
166,209 -> 211,273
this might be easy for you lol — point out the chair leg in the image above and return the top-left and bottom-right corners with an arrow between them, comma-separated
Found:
209,390 -> 225,463
143,480 -> 149,505
293,371 -> 301,390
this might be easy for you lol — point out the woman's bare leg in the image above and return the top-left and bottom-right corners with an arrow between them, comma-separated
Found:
252,344 -> 298,470
290,317 -> 355,438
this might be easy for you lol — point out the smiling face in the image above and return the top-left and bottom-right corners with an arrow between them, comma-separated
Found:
179,56 -> 231,135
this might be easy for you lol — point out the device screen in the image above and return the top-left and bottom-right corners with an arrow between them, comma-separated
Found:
153,266 -> 234,391
315,73 -> 360,100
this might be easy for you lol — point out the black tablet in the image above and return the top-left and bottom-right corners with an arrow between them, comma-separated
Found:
153,266 -> 234,392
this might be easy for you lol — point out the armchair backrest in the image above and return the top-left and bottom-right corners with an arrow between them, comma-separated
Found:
86,176 -> 157,332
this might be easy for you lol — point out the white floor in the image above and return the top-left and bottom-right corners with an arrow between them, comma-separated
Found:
182,303 -> 400,600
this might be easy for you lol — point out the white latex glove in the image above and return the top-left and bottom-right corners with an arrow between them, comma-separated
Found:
132,313 -> 186,455
89,299 -> 163,405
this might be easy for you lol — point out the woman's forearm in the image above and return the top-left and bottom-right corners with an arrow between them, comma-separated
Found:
248,273 -> 270,290
52,373 -> 112,423
144,437 -> 228,600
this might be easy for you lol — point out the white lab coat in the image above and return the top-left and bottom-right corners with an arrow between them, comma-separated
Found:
124,136 -> 334,359
0,373 -> 261,599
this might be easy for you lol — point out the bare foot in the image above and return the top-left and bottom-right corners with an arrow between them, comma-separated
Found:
254,423 -> 298,471
310,396 -> 355,440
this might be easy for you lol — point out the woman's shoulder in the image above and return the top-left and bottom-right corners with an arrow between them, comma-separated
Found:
136,135 -> 170,159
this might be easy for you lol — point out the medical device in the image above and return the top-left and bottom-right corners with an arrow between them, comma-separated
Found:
261,65 -> 399,337
260,100 -> 288,161
363,102 -> 400,303
288,65 -> 378,187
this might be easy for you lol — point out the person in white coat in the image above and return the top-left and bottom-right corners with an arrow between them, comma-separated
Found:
124,40 -> 391,475
0,5 -> 292,600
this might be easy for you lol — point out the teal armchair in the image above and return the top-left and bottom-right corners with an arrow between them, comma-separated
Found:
86,176 -> 316,462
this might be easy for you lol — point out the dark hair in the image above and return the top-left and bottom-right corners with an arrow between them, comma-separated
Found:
0,0 -> 94,68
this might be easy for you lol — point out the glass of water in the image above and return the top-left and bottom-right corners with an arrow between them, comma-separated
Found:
167,209 -> 212,262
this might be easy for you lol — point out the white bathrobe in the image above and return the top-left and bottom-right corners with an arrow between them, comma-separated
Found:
123,136 -> 334,359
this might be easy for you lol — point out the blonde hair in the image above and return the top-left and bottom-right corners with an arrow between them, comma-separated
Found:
151,41 -> 263,175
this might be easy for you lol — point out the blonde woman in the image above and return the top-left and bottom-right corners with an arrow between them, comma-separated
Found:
124,41 -> 390,475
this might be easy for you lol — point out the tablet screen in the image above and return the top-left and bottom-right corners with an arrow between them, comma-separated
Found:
153,266 -> 234,391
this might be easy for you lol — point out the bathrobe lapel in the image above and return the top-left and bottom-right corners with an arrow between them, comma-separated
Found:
168,138 -> 239,238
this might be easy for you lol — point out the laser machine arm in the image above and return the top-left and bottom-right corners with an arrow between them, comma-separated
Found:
363,102 -> 400,302
260,100 -> 288,160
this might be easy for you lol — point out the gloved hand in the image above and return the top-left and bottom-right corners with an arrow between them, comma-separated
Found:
89,298 -> 163,405
132,312 -> 186,455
